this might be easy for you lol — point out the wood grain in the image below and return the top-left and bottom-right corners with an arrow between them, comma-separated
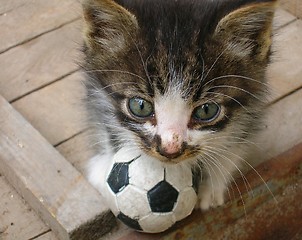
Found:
0,20 -> 82,102
0,95 -> 115,239
0,0 -> 81,53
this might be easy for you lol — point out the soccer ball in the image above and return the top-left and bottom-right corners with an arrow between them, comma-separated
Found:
100,147 -> 200,233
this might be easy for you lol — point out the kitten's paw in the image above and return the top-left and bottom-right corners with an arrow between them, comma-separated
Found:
197,184 -> 225,211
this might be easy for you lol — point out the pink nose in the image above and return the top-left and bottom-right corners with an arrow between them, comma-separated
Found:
155,134 -> 185,159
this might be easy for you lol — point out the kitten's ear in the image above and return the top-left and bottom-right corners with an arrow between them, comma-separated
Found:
214,1 -> 278,60
82,0 -> 138,58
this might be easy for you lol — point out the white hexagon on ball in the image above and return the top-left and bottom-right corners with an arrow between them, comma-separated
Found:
165,163 -> 193,191
129,154 -> 165,191
100,147 -> 201,233
116,185 -> 150,219
173,187 -> 197,221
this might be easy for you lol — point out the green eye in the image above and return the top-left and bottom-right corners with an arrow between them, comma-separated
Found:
193,103 -> 220,122
128,98 -> 154,118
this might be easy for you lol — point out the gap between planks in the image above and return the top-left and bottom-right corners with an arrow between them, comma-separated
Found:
9,69 -> 80,104
0,17 -> 81,55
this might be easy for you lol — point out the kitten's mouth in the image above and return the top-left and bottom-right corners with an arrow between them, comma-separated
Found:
145,145 -> 198,164
156,143 -> 186,160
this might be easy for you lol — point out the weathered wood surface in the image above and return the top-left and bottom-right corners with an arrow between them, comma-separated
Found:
0,95 -> 115,240
12,72 -> 86,146
56,132 -> 94,175
0,175 -> 50,240
0,20 -> 82,102
0,0 -> 81,53
248,88 -> 302,167
268,19 -> 302,101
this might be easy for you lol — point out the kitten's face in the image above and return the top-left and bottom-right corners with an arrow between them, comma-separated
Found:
82,0 -> 276,164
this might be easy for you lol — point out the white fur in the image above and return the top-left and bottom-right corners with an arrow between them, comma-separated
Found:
155,93 -> 190,154
87,153 -> 113,192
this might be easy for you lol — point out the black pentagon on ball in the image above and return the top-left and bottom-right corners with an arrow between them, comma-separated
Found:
117,212 -> 142,231
107,163 -> 129,194
147,180 -> 179,213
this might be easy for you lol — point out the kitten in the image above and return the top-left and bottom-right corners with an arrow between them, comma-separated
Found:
81,0 -> 277,211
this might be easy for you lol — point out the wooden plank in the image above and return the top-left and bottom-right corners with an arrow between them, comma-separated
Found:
0,20 -> 82,102
0,175 -> 49,240
56,132 -> 94,175
12,72 -> 85,146
268,19 -> 302,101
0,95 -> 116,239
0,0 -> 80,53
248,88 -> 302,167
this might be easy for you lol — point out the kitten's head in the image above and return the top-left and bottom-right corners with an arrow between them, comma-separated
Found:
81,0 -> 277,164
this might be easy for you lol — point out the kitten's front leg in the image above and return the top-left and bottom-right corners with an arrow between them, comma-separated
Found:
197,151 -> 243,210
197,176 -> 226,210
87,153 -> 113,192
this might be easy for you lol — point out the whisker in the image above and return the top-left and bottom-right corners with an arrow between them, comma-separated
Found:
208,145 -> 278,207
209,92 -> 251,113
202,148 -> 248,216
208,85 -> 265,103
202,49 -> 228,82
203,145 -> 253,197
83,69 -> 148,83
199,153 -> 234,203
198,158 -> 216,201
204,74 -> 270,89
